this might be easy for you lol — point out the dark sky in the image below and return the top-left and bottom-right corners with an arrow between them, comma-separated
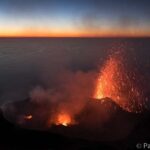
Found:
0,0 -> 150,36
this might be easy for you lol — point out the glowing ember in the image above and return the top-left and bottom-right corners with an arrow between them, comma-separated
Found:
24,115 -> 32,120
55,113 -> 72,126
94,50 -> 144,112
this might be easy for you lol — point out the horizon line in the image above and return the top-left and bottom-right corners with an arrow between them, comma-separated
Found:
0,36 -> 150,38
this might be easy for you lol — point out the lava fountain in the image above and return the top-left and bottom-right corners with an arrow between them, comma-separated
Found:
94,50 -> 144,113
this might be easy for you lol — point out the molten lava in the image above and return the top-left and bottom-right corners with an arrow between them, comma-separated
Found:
94,51 -> 143,112
55,113 -> 72,126
94,56 -> 120,99
24,115 -> 32,120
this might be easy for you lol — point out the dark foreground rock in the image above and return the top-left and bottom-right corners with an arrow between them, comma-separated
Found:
0,98 -> 150,150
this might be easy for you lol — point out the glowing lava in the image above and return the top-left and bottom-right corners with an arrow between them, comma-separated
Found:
94,50 -> 144,112
24,115 -> 32,120
94,55 -> 120,100
55,113 -> 72,126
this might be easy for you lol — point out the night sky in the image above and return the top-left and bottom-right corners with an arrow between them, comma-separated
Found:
0,0 -> 150,37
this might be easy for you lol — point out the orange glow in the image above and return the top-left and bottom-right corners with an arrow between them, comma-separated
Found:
94,50 -> 144,112
94,56 -> 119,99
55,113 -> 72,126
0,26 -> 149,37
24,115 -> 32,120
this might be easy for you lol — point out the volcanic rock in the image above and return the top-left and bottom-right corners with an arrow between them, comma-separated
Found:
2,97 -> 140,141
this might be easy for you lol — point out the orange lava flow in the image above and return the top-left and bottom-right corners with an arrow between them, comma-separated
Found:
94,51 -> 143,112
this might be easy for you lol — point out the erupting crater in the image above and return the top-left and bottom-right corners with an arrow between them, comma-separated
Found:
1,49 -> 146,141
94,51 -> 144,113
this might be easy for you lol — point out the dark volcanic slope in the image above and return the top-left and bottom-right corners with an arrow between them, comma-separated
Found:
50,98 -> 139,141
0,107 -> 115,150
1,98 -> 150,150
2,98 -> 139,140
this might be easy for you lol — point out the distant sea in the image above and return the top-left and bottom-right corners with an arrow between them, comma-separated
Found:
0,37 -> 150,104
